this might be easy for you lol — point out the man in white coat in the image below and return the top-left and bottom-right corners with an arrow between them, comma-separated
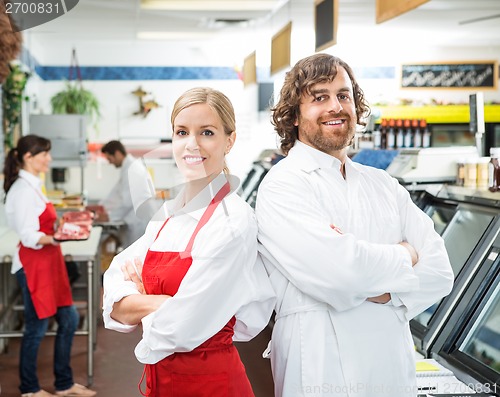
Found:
100,140 -> 157,248
255,53 -> 454,397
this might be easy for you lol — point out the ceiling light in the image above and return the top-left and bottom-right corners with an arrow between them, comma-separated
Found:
137,31 -> 216,40
140,0 -> 279,11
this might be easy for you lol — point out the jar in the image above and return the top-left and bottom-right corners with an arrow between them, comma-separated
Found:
464,158 -> 478,189
456,159 -> 465,186
489,148 -> 500,192
477,157 -> 490,190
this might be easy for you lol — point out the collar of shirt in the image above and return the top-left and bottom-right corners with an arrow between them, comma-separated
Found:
124,154 -> 135,167
18,169 -> 45,195
166,173 -> 233,221
119,154 -> 136,176
288,141 -> 365,183
289,141 -> 344,173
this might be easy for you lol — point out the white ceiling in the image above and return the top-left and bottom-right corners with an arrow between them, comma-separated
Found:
28,0 -> 500,51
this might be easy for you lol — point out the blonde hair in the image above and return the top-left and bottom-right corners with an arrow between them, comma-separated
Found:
171,87 -> 236,174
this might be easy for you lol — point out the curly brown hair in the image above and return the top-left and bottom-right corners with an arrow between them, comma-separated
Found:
271,53 -> 370,155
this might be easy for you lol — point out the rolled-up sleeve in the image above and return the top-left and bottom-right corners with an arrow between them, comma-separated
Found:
102,228 -> 157,332
5,180 -> 45,249
390,182 -> 454,321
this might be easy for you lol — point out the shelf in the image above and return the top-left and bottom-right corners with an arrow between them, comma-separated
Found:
438,184 -> 500,207
374,104 -> 500,124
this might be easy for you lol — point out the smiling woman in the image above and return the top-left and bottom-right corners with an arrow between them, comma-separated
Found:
102,87 -> 275,397
171,87 -> 236,197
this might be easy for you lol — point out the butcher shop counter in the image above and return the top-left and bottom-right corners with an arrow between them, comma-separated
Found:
0,226 -> 102,386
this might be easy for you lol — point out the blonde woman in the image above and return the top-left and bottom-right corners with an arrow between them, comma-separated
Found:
103,87 -> 275,397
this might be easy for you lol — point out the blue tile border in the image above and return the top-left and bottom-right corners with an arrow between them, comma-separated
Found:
35,65 -> 241,81
21,46 -> 396,81
353,66 -> 395,79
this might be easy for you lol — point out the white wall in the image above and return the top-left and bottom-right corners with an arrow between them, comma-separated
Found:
19,1 -> 500,186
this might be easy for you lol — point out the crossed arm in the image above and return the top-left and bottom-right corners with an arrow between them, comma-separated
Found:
110,258 -> 171,325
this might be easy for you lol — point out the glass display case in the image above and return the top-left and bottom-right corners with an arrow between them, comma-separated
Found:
414,190 -> 458,233
459,283 -> 500,375
238,161 -> 271,208
430,230 -> 500,391
411,191 -> 500,357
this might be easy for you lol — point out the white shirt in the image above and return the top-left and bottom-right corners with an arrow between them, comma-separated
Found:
102,174 -> 276,364
5,170 -> 49,274
100,154 -> 157,247
255,141 -> 454,397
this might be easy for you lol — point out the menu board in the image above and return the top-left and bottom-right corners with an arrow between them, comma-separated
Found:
401,61 -> 498,89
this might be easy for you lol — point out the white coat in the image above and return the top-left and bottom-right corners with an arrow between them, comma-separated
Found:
100,154 -> 156,247
102,174 -> 276,364
255,141 -> 454,397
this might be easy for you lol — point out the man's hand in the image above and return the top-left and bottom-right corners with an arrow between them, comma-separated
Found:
399,241 -> 418,266
121,257 -> 145,294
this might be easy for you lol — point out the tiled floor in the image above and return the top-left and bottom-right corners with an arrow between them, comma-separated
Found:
0,313 -> 274,397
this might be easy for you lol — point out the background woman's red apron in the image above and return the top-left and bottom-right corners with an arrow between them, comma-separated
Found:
18,200 -> 73,319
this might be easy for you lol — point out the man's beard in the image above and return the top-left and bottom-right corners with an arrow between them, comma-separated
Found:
307,129 -> 354,153
299,115 -> 355,154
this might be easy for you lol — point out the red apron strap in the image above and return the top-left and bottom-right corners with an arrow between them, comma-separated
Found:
138,364 -> 154,396
154,217 -> 171,242
184,181 -> 231,253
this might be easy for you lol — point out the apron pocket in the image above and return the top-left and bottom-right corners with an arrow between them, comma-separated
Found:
172,372 -> 229,397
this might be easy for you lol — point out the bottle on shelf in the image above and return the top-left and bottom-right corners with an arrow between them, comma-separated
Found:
488,147 -> 500,192
387,118 -> 396,149
414,119 -> 422,148
404,119 -> 413,148
396,119 -> 404,149
372,124 -> 382,149
380,118 -> 388,149
421,119 -> 431,148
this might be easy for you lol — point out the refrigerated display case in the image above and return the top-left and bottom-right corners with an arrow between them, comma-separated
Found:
430,230 -> 500,391
238,161 -> 271,208
409,183 -> 500,356
238,150 -> 281,208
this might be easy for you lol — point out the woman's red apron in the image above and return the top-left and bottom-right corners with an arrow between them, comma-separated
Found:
140,182 -> 254,397
18,188 -> 73,319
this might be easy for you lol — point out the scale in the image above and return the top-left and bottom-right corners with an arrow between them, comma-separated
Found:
386,146 -> 478,184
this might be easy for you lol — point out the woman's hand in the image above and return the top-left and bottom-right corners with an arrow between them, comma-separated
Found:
367,293 -> 391,304
121,257 -> 145,294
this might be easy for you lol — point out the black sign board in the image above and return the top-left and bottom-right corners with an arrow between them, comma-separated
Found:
315,0 -> 338,52
401,61 -> 498,89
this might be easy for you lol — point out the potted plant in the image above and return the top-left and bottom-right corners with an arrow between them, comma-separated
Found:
2,62 -> 30,149
50,81 -> 100,126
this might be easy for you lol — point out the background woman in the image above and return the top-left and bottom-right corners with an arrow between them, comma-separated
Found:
3,135 -> 96,397
103,87 -> 275,396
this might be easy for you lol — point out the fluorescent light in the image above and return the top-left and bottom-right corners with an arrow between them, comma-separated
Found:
140,0 -> 279,11
137,31 -> 216,40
